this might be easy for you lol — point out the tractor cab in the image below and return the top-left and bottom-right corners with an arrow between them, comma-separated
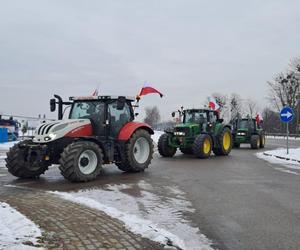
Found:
69,96 -> 135,138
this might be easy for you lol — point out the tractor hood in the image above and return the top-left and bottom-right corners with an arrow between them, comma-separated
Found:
33,119 -> 92,143
173,123 -> 199,136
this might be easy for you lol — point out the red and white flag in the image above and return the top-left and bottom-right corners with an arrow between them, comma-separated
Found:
92,89 -> 98,96
208,97 -> 220,111
139,84 -> 163,98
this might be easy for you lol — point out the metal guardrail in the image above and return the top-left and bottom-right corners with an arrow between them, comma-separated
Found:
266,133 -> 300,139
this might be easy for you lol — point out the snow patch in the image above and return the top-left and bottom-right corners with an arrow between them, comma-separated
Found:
51,182 -> 213,250
257,148 -> 300,174
0,141 -> 18,150
152,130 -> 164,145
0,202 -> 43,250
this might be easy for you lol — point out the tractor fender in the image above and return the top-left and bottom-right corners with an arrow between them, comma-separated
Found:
118,122 -> 154,141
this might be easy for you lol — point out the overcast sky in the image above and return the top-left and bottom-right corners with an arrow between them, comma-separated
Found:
0,0 -> 299,121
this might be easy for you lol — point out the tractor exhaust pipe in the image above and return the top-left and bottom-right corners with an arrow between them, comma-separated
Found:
50,95 -> 72,120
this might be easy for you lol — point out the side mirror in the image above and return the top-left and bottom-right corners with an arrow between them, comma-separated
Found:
171,112 -> 175,117
50,99 -> 56,112
135,113 -> 139,117
218,118 -> 224,123
117,97 -> 126,110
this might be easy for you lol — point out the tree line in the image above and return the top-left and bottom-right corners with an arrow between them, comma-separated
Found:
144,57 -> 300,133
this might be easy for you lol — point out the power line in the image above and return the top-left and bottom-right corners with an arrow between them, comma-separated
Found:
0,114 -> 54,121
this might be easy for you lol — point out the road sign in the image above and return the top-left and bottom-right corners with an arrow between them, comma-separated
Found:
280,107 -> 294,155
280,107 -> 294,123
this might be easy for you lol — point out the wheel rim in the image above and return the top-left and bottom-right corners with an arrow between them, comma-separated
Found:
203,138 -> 211,154
133,137 -> 150,164
262,136 -> 265,146
257,139 -> 260,148
223,131 -> 231,151
78,150 -> 98,175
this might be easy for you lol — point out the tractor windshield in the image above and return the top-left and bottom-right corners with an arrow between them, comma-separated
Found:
69,101 -> 105,120
184,111 -> 207,123
237,120 -> 254,130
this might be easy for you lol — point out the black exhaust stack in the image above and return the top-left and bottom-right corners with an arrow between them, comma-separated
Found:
50,95 -> 72,120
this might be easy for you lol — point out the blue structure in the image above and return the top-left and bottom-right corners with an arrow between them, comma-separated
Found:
0,128 -> 8,143
0,117 -> 19,141
280,107 -> 294,123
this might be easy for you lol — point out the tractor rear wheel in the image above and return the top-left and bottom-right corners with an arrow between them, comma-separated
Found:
192,134 -> 212,159
260,134 -> 265,148
213,127 -> 233,156
59,141 -> 103,182
6,142 -> 49,178
250,135 -> 260,149
117,129 -> 153,172
180,147 -> 193,155
158,133 -> 177,157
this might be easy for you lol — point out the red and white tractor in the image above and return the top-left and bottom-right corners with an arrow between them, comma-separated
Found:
6,95 -> 154,182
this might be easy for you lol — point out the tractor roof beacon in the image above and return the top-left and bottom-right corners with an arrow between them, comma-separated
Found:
6,95 -> 154,182
158,108 -> 233,159
232,118 -> 265,149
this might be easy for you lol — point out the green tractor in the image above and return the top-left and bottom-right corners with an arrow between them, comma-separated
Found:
158,108 -> 233,158
232,118 -> 265,149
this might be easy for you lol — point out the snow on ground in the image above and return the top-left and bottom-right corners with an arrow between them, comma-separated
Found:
257,148 -> 300,175
52,181 -> 213,250
152,130 -> 164,145
266,135 -> 300,140
0,141 -> 17,150
0,202 -> 43,250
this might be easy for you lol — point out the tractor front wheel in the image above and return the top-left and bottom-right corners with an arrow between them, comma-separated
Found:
233,142 -> 240,148
260,134 -> 265,148
193,134 -> 212,159
6,142 -> 49,178
117,129 -> 153,172
180,147 -> 193,155
213,127 -> 233,156
158,133 -> 177,157
250,135 -> 260,149
59,141 -> 103,182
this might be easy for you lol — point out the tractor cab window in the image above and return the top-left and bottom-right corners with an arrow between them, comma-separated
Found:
209,112 -> 217,123
185,111 -> 207,124
70,101 -> 106,135
238,120 -> 254,130
108,102 -> 132,137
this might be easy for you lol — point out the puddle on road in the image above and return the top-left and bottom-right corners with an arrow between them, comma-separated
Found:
56,180 -> 213,250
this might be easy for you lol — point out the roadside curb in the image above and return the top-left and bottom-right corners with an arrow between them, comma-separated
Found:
262,152 -> 300,164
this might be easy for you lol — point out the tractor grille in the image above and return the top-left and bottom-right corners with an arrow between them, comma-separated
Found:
174,127 -> 190,136
37,122 -> 59,135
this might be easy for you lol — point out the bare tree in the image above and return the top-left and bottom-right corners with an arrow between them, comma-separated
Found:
229,93 -> 243,121
267,58 -> 300,111
245,99 -> 258,118
144,106 -> 161,128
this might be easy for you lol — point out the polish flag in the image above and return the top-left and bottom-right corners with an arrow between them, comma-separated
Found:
208,98 -> 220,111
92,89 -> 98,96
139,84 -> 163,98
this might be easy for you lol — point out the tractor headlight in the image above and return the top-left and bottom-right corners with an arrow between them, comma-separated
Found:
237,132 -> 246,136
174,132 -> 185,136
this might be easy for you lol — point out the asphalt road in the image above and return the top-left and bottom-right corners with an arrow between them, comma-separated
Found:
1,138 -> 300,249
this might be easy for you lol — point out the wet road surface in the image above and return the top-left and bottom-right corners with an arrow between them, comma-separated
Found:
1,138 -> 300,249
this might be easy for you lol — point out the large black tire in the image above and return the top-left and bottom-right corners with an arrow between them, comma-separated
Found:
5,142 -> 49,178
117,129 -> 154,172
158,133 -> 177,157
192,134 -> 212,159
213,127 -> 233,156
250,135 -> 260,149
59,141 -> 103,182
180,147 -> 193,155
260,134 -> 265,148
